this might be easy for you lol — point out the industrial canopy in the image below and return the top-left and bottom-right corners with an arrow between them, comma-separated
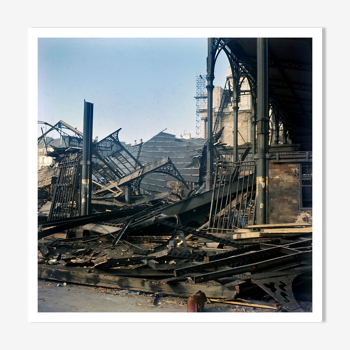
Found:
225,38 -> 312,149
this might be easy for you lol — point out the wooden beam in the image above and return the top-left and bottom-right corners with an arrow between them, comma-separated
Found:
209,298 -> 278,310
247,223 -> 312,229
38,265 -> 238,299
92,180 -> 123,197
260,227 -> 312,234
81,223 -> 122,235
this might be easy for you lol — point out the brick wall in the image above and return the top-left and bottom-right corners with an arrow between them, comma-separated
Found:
268,162 -> 312,224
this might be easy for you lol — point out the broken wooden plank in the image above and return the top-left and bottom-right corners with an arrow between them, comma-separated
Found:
247,223 -> 312,229
81,223 -> 122,235
208,298 -> 278,310
92,180 -> 123,197
233,229 -> 257,233
232,232 -> 308,240
38,265 -> 238,299
259,227 -> 312,234
232,232 -> 262,240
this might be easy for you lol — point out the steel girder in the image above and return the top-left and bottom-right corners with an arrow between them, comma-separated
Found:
38,120 -> 84,146
192,251 -> 311,284
92,128 -> 142,181
93,156 -> 189,196
250,266 -> 311,312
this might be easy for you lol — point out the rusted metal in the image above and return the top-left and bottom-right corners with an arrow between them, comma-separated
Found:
187,291 -> 207,312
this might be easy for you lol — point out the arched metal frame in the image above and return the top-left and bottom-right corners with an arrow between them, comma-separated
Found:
121,158 -> 189,195
206,39 -> 257,189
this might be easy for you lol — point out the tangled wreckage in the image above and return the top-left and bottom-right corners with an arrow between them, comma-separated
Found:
37,38 -> 313,312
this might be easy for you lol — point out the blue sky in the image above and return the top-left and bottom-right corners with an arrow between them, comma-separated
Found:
38,38 -> 230,144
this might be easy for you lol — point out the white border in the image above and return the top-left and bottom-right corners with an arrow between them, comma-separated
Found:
29,28 -> 322,323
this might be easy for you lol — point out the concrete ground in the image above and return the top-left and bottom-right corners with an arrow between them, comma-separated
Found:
38,279 -> 277,313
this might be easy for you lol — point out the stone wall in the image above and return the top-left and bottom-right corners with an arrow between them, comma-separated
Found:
268,162 -> 312,224
218,110 -> 251,147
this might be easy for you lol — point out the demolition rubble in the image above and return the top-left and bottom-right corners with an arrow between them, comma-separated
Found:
37,115 -> 312,313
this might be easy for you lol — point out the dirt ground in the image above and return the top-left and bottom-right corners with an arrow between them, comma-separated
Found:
37,279 -> 278,313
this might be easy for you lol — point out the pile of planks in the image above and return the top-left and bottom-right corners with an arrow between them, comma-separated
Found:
231,223 -> 312,240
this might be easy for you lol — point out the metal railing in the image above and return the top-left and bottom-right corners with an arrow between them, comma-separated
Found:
48,154 -> 81,221
208,160 -> 256,233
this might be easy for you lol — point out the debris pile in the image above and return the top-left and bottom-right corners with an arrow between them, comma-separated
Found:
37,124 -> 312,312
38,194 -> 312,312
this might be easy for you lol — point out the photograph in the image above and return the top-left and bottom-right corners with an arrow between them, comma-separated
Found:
31,30 -> 322,321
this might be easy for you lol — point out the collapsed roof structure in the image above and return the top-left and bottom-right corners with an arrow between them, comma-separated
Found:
37,37 -> 314,313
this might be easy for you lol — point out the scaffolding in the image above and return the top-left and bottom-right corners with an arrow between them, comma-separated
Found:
195,74 -> 207,138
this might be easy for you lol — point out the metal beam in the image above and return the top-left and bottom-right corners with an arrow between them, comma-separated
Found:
269,80 -> 312,92
256,38 -> 269,225
206,38 -> 215,190
232,64 -> 239,162
80,100 -> 94,216
249,58 -> 312,72
94,156 -> 189,196
193,251 -> 311,283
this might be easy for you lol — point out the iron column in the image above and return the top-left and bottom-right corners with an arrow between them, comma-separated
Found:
125,185 -> 131,204
256,38 -> 269,225
273,112 -> 279,145
232,64 -> 239,162
251,93 -> 256,156
282,121 -> 287,144
206,38 -> 214,190
80,100 -> 94,216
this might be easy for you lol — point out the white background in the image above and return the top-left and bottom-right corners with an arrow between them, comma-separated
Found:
1,0 -> 346,348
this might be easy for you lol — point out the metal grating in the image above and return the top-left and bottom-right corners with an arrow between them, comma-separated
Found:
48,154 -> 81,221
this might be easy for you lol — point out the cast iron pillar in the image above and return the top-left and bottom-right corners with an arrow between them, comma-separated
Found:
206,38 -> 215,190
256,38 -> 269,225
80,100 -> 94,216
251,94 -> 257,156
282,121 -> 287,144
232,64 -> 239,162
273,112 -> 279,145
125,185 -> 131,204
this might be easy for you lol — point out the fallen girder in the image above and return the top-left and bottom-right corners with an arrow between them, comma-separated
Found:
94,156 -> 189,197
192,251 -> 311,284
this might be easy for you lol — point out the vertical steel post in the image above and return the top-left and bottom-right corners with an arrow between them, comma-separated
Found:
251,94 -> 256,156
206,38 -> 215,190
256,38 -> 269,225
232,64 -> 239,162
282,121 -> 287,144
273,112 -> 279,145
125,185 -> 131,204
80,100 -> 94,216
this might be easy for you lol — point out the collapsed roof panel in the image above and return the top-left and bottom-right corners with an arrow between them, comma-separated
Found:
92,128 -> 142,180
